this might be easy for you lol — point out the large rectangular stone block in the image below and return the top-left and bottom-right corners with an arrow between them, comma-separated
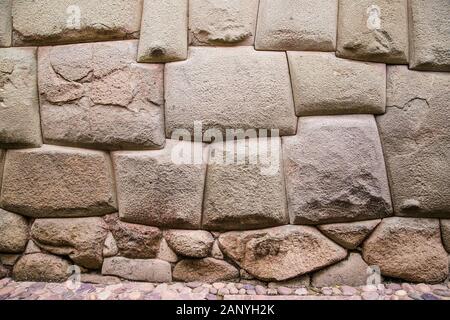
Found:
337,0 -> 409,64
377,66 -> 450,218
0,47 -> 42,148
12,0 -> 143,45
287,52 -> 386,116
39,40 -> 165,150
0,0 -> 12,47
165,47 -> 297,139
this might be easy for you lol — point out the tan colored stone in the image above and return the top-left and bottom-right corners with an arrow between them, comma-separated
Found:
164,230 -> 214,258
102,257 -> 172,282
283,115 -> 392,225
38,40 -> 165,150
13,253 -> 70,282
0,254 -> 20,266
0,0 -> 12,47
173,258 -> 239,282
12,0 -> 143,45
102,232 -> 118,258
0,145 -> 117,218
255,0 -> 338,51
189,0 -> 259,46
0,263 -> 8,279
80,274 -> 121,285
318,220 -> 381,250
0,209 -> 29,253
267,275 -> 311,289
24,241 -> 41,255
363,217 -> 449,283
219,225 -> 347,281
112,140 -> 207,228
0,47 -> 41,148
165,46 -> 296,139
31,218 -> 108,269
0,150 -> 4,190
137,0 -> 188,62
287,52 -> 386,116
377,66 -> 450,218
337,0 -> 408,64
157,238 -> 178,263
211,240 -> 224,260
408,0 -> 450,71
441,220 -> 450,253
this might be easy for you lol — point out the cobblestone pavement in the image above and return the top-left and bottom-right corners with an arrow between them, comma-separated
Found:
1,278 -> 450,300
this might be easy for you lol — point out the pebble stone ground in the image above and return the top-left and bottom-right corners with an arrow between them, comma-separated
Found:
1,278 -> 450,300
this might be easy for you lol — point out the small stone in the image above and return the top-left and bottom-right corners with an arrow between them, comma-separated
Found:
267,289 -> 277,296
395,290 -> 408,297
294,288 -> 308,296
186,281 -> 202,289
213,282 -> 225,289
321,287 -> 333,296
103,232 -> 118,258
362,285 -> 378,292
209,287 -> 218,294
192,286 -> 208,294
277,287 -> 293,295
332,288 -> 342,295
402,283 -> 414,291
206,294 -> 217,300
218,288 -> 229,296
229,288 -> 239,295
129,291 -> 143,300
255,285 -> 266,295
238,289 -> 246,295
421,293 -> 441,301
387,283 -> 402,291
408,292 -> 423,300
164,230 -> 214,258
362,292 -> 379,300
433,289 -> 450,297
246,289 -> 256,295
211,240 -> 224,260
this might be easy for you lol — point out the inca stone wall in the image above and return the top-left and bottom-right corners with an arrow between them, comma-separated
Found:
0,0 -> 449,286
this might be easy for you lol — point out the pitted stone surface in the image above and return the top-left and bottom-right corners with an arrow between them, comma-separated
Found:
0,209 -> 29,253
0,47 -> 41,148
165,47 -> 296,139
203,138 -> 288,230
377,66 -> 450,218
0,0 -> 12,47
38,40 -> 165,150
137,0 -> 188,62
189,0 -> 259,46
287,52 -> 386,116
255,0 -> 338,51
13,253 -> 70,282
112,140 -> 207,228
337,0 -> 408,64
442,220 -> 450,253
0,150 -> 4,189
0,145 -> 117,218
408,0 -> 450,71
102,257 -> 172,283
218,225 -> 347,281
12,0 -> 143,45
173,258 -> 239,282
164,230 -> 214,258
283,115 -> 392,225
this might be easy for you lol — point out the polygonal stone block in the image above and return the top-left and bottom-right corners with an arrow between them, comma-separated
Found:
0,0 -> 12,47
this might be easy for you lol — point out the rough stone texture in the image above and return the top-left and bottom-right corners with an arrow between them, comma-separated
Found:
38,40 -> 165,150
13,253 -> 70,282
203,138 -> 288,230
30,218 -> 108,269
102,257 -> 172,282
104,214 -> 162,259
441,220 -> 450,253
0,150 -> 4,189
157,239 -> 178,263
189,0 -> 259,46
377,66 -> 450,218
211,240 -> 224,260
164,230 -> 214,258
0,209 -> 29,253
287,52 -> 386,116
102,232 -> 118,258
0,263 -> 8,279
0,47 -> 42,148
219,225 -> 347,281
0,0 -> 12,47
12,0 -> 143,45
255,0 -> 338,51
0,254 -> 19,266
137,0 -> 188,62
408,0 -> 450,71
165,47 -> 296,139
312,253 -> 370,287
0,145 -> 117,218
336,0 -> 409,64
363,217 -> 449,283
283,115 -> 393,225
112,140 -> 207,228
24,241 -> 41,255
318,220 -> 381,250
173,258 -> 239,282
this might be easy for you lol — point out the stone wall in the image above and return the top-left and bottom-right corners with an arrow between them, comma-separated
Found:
0,0 -> 449,286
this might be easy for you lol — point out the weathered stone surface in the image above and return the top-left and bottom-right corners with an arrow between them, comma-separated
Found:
377,66 -> 450,218
211,240 -> 224,260
164,230 -> 214,258
312,253 -> 370,287
336,0 -> 408,64
102,257 -> 172,282
189,0 -> 259,46
283,115 -> 392,225
13,253 -> 70,282
112,140 -> 207,228
255,0 -> 338,51
12,0 -> 143,45
441,220 -> 450,253
268,275 -> 310,289
38,40 -> 165,150
0,47 -> 41,148
104,214 -> 162,259
24,241 -> 41,255
0,0 -> 12,47
0,150 -> 4,188
0,254 -> 19,266
318,220 -> 381,250
287,52 -> 386,116
80,274 -> 121,285
31,218 -> 108,269
219,225 -> 347,281
157,238 -> 178,263
203,138 -> 288,230
0,209 -> 29,253
173,258 -> 239,282
0,145 -> 117,218
137,0 -> 188,62
408,0 -> 450,71
165,47 -> 296,139
102,232 -> 118,258
363,217 -> 449,283
0,263 -> 8,279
